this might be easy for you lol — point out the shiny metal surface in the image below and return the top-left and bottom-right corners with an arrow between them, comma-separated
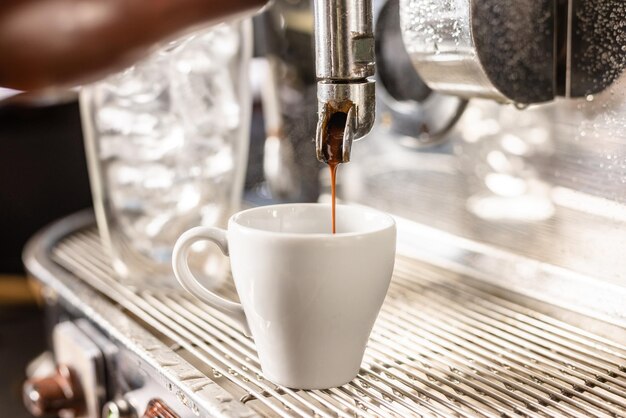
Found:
399,0 -> 555,104
373,0 -> 468,145
314,0 -> 376,162
102,398 -> 136,418
342,0 -> 626,298
251,2 -> 321,202
260,56 -> 301,199
26,214 -> 626,417
314,0 -> 375,80
399,0 -> 624,103
315,81 -> 375,163
345,130 -> 626,329
400,0 -> 500,101
24,212 -> 257,418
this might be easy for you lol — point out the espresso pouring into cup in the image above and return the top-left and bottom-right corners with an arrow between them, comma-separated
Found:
172,203 -> 396,389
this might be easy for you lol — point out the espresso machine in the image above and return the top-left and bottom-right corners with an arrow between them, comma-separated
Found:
22,0 -> 626,417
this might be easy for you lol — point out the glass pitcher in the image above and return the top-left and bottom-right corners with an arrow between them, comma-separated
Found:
80,20 -> 252,288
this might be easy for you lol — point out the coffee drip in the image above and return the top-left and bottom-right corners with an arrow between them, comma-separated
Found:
322,112 -> 348,234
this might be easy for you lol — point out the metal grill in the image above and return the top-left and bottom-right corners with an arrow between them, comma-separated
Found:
52,228 -> 626,418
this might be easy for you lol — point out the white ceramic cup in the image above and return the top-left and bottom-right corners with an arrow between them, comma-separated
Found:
172,203 -> 396,389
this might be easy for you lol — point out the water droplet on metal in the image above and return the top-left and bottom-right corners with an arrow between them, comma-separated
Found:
503,383 -> 516,391
176,391 -> 189,406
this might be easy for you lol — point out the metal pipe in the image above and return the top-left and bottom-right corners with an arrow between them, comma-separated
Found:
314,0 -> 376,163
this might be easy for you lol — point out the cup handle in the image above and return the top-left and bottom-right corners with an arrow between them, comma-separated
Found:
172,226 -> 251,337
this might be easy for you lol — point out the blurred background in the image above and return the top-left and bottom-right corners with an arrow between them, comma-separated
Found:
0,98 -> 91,415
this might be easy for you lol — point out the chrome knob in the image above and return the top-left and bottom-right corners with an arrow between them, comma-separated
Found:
102,398 -> 137,418
23,364 -> 84,417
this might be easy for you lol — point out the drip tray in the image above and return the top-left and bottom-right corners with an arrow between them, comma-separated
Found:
27,213 -> 626,417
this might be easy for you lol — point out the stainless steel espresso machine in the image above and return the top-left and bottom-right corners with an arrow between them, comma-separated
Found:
22,0 -> 626,417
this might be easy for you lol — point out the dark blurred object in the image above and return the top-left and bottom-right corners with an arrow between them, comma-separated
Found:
0,100 -> 92,274
0,98 -> 86,417
0,305 -> 46,418
0,0 -> 267,91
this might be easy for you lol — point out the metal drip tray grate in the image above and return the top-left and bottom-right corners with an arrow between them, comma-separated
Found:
51,228 -> 626,418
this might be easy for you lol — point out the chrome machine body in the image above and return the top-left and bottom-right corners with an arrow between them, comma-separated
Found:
23,1 -> 626,417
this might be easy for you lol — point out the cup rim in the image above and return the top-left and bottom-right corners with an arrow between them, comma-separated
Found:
229,203 -> 396,238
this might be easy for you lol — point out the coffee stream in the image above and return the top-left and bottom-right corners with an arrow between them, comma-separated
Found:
323,112 -> 348,234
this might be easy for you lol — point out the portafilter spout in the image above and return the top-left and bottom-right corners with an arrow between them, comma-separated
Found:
314,0 -> 376,163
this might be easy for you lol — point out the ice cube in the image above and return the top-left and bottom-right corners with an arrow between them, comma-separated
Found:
169,25 -> 241,136
96,109 -> 184,161
199,24 -> 240,60
100,65 -> 167,105
170,68 -> 240,136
